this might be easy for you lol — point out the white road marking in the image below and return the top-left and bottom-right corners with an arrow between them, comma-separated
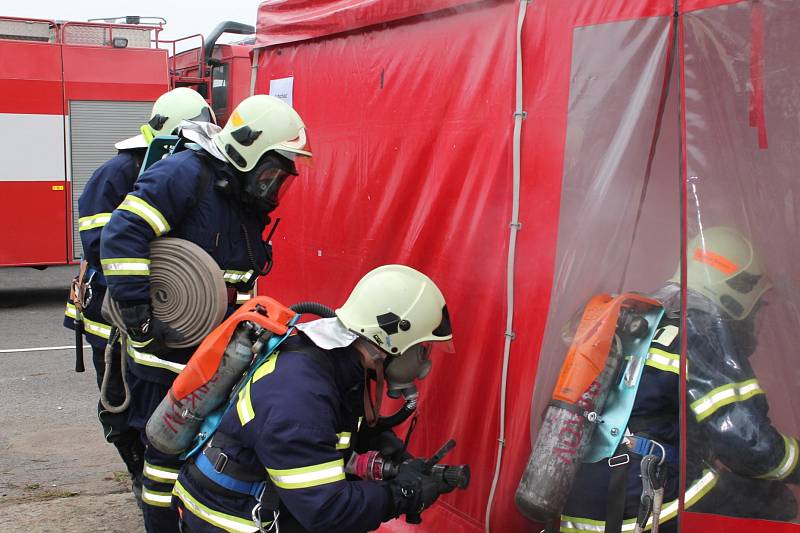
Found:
0,345 -> 89,354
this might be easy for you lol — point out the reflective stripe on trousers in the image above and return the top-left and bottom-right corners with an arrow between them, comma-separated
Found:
173,479 -> 264,533
560,469 -> 719,532
65,303 -> 112,340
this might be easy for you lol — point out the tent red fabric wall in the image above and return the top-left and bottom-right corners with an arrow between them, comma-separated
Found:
252,1 -> 800,531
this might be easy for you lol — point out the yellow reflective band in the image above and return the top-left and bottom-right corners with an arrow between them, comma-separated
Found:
335,432 -> 352,450
127,343 -> 186,374
253,352 -> 279,383
84,318 -> 112,339
560,516 -> 604,532
127,337 -> 153,349
78,212 -> 112,231
65,303 -> 112,339
118,194 -> 171,236
223,269 -> 254,284
101,257 -> 151,276
646,348 -> 680,374
143,461 -> 179,483
690,379 -> 765,422
560,470 -> 718,532
267,459 -> 345,490
173,480 -> 261,533
236,353 -> 280,426
681,468 -> 719,508
142,486 -> 173,508
236,378 -> 255,426
758,435 -> 799,481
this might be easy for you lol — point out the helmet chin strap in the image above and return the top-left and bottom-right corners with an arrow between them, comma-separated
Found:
353,338 -> 387,427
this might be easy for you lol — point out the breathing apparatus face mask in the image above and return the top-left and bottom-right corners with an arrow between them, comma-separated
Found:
240,153 -> 297,215
384,341 -> 433,392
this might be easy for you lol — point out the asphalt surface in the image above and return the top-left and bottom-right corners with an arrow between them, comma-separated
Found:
0,265 -> 143,532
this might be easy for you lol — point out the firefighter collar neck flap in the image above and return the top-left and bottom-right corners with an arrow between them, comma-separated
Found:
295,317 -> 358,350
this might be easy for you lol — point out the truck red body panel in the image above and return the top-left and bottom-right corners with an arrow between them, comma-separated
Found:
0,18 -> 168,267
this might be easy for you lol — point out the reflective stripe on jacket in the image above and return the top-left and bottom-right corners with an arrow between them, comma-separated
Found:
174,334 -> 389,533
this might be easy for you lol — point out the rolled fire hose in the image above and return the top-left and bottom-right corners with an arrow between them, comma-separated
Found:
100,237 -> 227,412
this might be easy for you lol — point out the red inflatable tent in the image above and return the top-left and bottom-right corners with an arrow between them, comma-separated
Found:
253,1 -> 800,531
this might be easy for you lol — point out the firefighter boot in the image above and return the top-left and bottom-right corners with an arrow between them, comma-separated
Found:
115,437 -> 145,509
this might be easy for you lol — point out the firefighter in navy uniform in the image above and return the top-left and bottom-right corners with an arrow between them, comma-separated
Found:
63,87 -> 215,499
172,265 -> 456,532
560,227 -> 799,532
99,94 -> 311,532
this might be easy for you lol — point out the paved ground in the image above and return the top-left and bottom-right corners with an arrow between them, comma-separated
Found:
0,266 -> 144,532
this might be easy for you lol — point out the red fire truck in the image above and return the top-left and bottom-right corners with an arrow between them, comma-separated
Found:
0,16 -> 253,268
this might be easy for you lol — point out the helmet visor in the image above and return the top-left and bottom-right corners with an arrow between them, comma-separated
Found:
243,153 -> 298,214
437,339 -> 456,353
277,127 -> 313,162
254,167 -> 296,204
431,305 -> 454,352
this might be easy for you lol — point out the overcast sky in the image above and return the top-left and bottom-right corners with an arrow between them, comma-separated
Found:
2,1 -> 259,46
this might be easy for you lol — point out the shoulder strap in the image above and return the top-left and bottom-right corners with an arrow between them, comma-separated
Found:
190,151 -> 214,209
182,314 -> 301,460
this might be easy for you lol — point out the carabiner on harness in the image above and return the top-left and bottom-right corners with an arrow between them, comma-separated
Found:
252,501 -> 279,533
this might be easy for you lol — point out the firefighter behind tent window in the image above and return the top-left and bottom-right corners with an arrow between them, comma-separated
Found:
63,87 -> 215,506
517,226 -> 799,532
98,94 -> 311,532
170,265 -> 463,533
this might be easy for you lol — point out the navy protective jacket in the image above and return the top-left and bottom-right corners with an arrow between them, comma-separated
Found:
173,334 -> 391,533
64,149 -> 144,347
100,148 -> 271,385
561,285 -> 799,531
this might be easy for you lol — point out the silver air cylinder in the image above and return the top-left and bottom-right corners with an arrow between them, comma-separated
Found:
515,336 -> 623,524
146,323 -> 261,455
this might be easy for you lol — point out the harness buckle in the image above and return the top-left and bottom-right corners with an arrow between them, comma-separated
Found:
213,452 -> 229,473
624,434 -> 668,465
256,481 -> 267,503
608,453 -> 630,468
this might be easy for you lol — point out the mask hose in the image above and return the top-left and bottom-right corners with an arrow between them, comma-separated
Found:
375,386 -> 418,429
240,220 -> 278,277
290,301 -> 335,318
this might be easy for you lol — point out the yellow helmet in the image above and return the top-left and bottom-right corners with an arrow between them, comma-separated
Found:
671,226 -> 771,319
145,87 -> 215,139
213,95 -> 311,172
336,265 -> 452,355
115,88 -> 215,150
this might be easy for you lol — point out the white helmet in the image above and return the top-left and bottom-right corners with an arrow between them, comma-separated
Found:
115,88 -> 215,150
336,265 -> 453,355
671,226 -> 771,319
212,95 -> 311,172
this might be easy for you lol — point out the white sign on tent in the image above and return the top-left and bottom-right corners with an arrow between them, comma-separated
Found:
269,76 -> 294,107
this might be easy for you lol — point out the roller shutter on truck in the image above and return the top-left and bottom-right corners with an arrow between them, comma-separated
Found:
69,100 -> 152,260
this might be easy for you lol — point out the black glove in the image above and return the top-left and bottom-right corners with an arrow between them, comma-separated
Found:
356,427 -> 411,463
119,302 -> 183,355
385,459 -> 441,523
